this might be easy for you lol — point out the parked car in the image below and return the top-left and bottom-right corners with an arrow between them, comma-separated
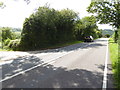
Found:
84,36 -> 94,42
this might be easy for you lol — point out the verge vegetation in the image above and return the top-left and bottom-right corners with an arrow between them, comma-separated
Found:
109,37 -> 119,88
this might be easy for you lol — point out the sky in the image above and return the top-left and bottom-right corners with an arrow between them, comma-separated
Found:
0,0 -> 113,29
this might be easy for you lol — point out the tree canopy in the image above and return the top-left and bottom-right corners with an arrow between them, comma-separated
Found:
0,27 -> 15,42
20,6 -> 79,50
87,0 -> 120,29
75,15 -> 101,40
19,6 -> 101,50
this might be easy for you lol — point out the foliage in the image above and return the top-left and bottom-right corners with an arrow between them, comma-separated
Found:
4,38 -> 11,46
8,39 -> 20,50
88,1 -> 120,87
0,27 -> 21,50
118,28 -> 120,88
96,29 -> 102,38
109,38 -> 119,88
0,27 -> 16,42
87,1 -> 120,29
74,16 -> 100,40
87,1 -> 120,43
113,30 -> 119,43
20,6 -> 79,50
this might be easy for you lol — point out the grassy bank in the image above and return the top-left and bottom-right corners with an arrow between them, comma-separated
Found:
0,40 -> 83,51
32,40 -> 83,51
46,40 -> 83,49
109,38 -> 119,88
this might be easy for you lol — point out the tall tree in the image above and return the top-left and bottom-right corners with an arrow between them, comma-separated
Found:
75,16 -> 99,40
20,6 -> 79,50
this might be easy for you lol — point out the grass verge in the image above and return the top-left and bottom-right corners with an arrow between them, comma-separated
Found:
0,40 -> 83,51
48,41 -> 82,48
39,40 -> 83,50
0,48 -> 13,51
109,38 -> 120,88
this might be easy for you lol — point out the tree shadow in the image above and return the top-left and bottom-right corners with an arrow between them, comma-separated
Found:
2,63 -> 104,88
95,64 -> 115,88
2,56 -> 43,80
95,64 -> 113,71
1,41 -> 106,83
27,41 -> 106,54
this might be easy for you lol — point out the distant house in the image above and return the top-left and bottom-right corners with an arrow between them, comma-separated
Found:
102,29 -> 114,36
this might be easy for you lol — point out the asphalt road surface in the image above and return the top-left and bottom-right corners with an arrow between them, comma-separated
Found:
0,38 -> 114,88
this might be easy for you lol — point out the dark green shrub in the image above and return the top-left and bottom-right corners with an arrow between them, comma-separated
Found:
20,6 -> 78,50
114,30 -> 118,43
4,38 -> 11,46
8,39 -> 20,50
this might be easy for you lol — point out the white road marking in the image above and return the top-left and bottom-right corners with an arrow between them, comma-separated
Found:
102,40 -> 108,89
0,44 -> 90,82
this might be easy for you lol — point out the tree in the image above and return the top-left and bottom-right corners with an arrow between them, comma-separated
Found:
87,0 -> 120,29
0,27 -> 16,48
20,6 -> 79,50
75,16 -> 99,40
56,9 -> 78,42
1,27 -> 13,42
87,0 -> 120,43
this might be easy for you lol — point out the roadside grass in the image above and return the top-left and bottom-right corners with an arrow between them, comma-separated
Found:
0,40 -> 83,51
41,40 -> 83,50
109,38 -> 120,88
0,48 -> 13,51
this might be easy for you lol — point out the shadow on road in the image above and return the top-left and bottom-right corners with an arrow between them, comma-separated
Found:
2,39 -> 113,88
2,56 -> 43,79
95,64 -> 115,88
1,41 -> 106,82
27,40 -> 107,54
2,62 -> 104,88
95,64 -> 113,71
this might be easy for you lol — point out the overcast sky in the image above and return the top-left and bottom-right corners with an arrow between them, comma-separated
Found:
0,0 -> 112,29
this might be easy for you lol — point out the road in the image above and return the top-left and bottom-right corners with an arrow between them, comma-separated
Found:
0,38 -> 114,88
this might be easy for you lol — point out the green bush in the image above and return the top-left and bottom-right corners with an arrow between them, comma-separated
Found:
4,38 -> 11,46
20,6 -> 78,50
1,27 -> 15,42
8,39 -> 20,50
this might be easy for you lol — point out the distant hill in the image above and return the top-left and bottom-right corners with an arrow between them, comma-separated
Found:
11,28 -> 21,32
0,27 -> 22,32
102,29 -> 114,36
